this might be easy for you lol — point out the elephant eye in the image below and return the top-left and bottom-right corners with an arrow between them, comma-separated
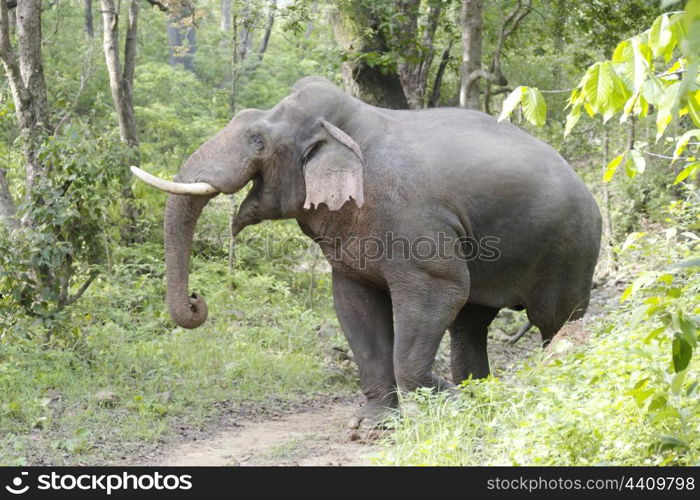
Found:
250,134 -> 264,151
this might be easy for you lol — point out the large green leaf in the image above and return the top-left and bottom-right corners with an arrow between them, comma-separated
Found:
625,150 -> 646,178
564,104 -> 581,136
673,129 -> 700,159
641,76 -> 666,106
687,90 -> 700,127
612,39 -> 631,64
581,61 -> 630,118
649,14 -> 676,62
581,63 -> 612,114
655,81 -> 682,139
498,86 -> 526,123
672,333 -> 692,373
674,162 -> 700,184
680,1 -> 700,57
604,152 -> 626,182
613,37 -> 652,92
522,87 -> 547,127
620,270 -> 658,302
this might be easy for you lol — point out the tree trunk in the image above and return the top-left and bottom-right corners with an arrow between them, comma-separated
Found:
221,0 -> 231,32
0,0 -> 50,203
328,3 -> 408,109
229,1 -> 271,113
8,1 -> 15,28
428,40 -> 452,107
482,0 -> 532,113
459,0 -> 484,109
100,0 -> 140,242
256,0 -> 275,61
228,195 -> 238,272
626,116 -> 635,150
394,0 -> 422,109
84,0 -> 94,38
601,126 -> 616,275
551,0 -> 566,82
0,168 -> 17,228
235,2 -> 252,63
229,3 -> 241,114
100,0 -> 139,147
304,1 -> 317,39
168,6 -> 196,71
395,0 -> 442,109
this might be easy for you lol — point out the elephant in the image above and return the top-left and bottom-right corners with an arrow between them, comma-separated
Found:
132,76 -> 602,429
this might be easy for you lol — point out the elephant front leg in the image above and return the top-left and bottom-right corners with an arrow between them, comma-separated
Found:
332,270 -> 397,430
390,271 -> 469,394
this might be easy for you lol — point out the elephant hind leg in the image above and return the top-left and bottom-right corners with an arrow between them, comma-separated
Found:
526,289 -> 591,346
449,303 -> 499,383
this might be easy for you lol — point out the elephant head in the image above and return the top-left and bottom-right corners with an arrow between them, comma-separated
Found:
131,77 -> 365,329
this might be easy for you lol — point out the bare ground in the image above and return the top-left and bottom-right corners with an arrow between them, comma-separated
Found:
143,330 -> 559,467
151,402 -> 380,466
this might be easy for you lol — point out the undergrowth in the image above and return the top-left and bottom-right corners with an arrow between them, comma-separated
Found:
0,229 -> 346,465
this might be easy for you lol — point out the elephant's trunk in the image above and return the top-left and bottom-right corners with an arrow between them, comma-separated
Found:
164,193 -> 215,329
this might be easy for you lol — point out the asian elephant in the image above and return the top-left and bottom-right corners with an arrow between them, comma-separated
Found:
132,76 -> 601,429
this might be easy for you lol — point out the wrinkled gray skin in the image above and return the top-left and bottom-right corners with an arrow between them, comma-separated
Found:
163,77 -> 601,428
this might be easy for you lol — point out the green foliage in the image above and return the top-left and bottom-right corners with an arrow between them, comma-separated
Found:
134,62 -> 229,167
233,30 -> 342,111
498,85 -> 547,127
0,243 -> 344,465
0,123 -> 128,339
604,149 -> 647,181
566,5 -> 700,141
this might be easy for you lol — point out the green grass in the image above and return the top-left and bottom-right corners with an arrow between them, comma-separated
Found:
378,315 -> 699,465
377,233 -> 700,467
0,239 -> 348,465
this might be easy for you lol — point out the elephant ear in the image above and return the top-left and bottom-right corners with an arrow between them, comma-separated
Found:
303,120 -> 364,211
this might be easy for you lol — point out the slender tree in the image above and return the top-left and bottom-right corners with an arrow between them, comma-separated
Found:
221,0 -> 232,32
100,0 -> 139,147
100,0 -> 140,242
84,0 -> 94,38
460,0 -> 532,112
459,0 -> 483,109
229,0 -> 276,113
0,0 -> 50,209
481,0 -> 532,113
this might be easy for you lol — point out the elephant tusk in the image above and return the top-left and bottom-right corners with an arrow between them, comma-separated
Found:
130,166 -> 220,196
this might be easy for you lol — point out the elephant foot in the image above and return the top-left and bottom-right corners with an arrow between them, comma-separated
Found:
431,373 -> 456,391
347,401 -> 396,431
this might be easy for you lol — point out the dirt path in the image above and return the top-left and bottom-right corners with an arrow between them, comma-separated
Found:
152,282 -> 619,467
155,402 -> 379,466
151,334 -> 541,468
